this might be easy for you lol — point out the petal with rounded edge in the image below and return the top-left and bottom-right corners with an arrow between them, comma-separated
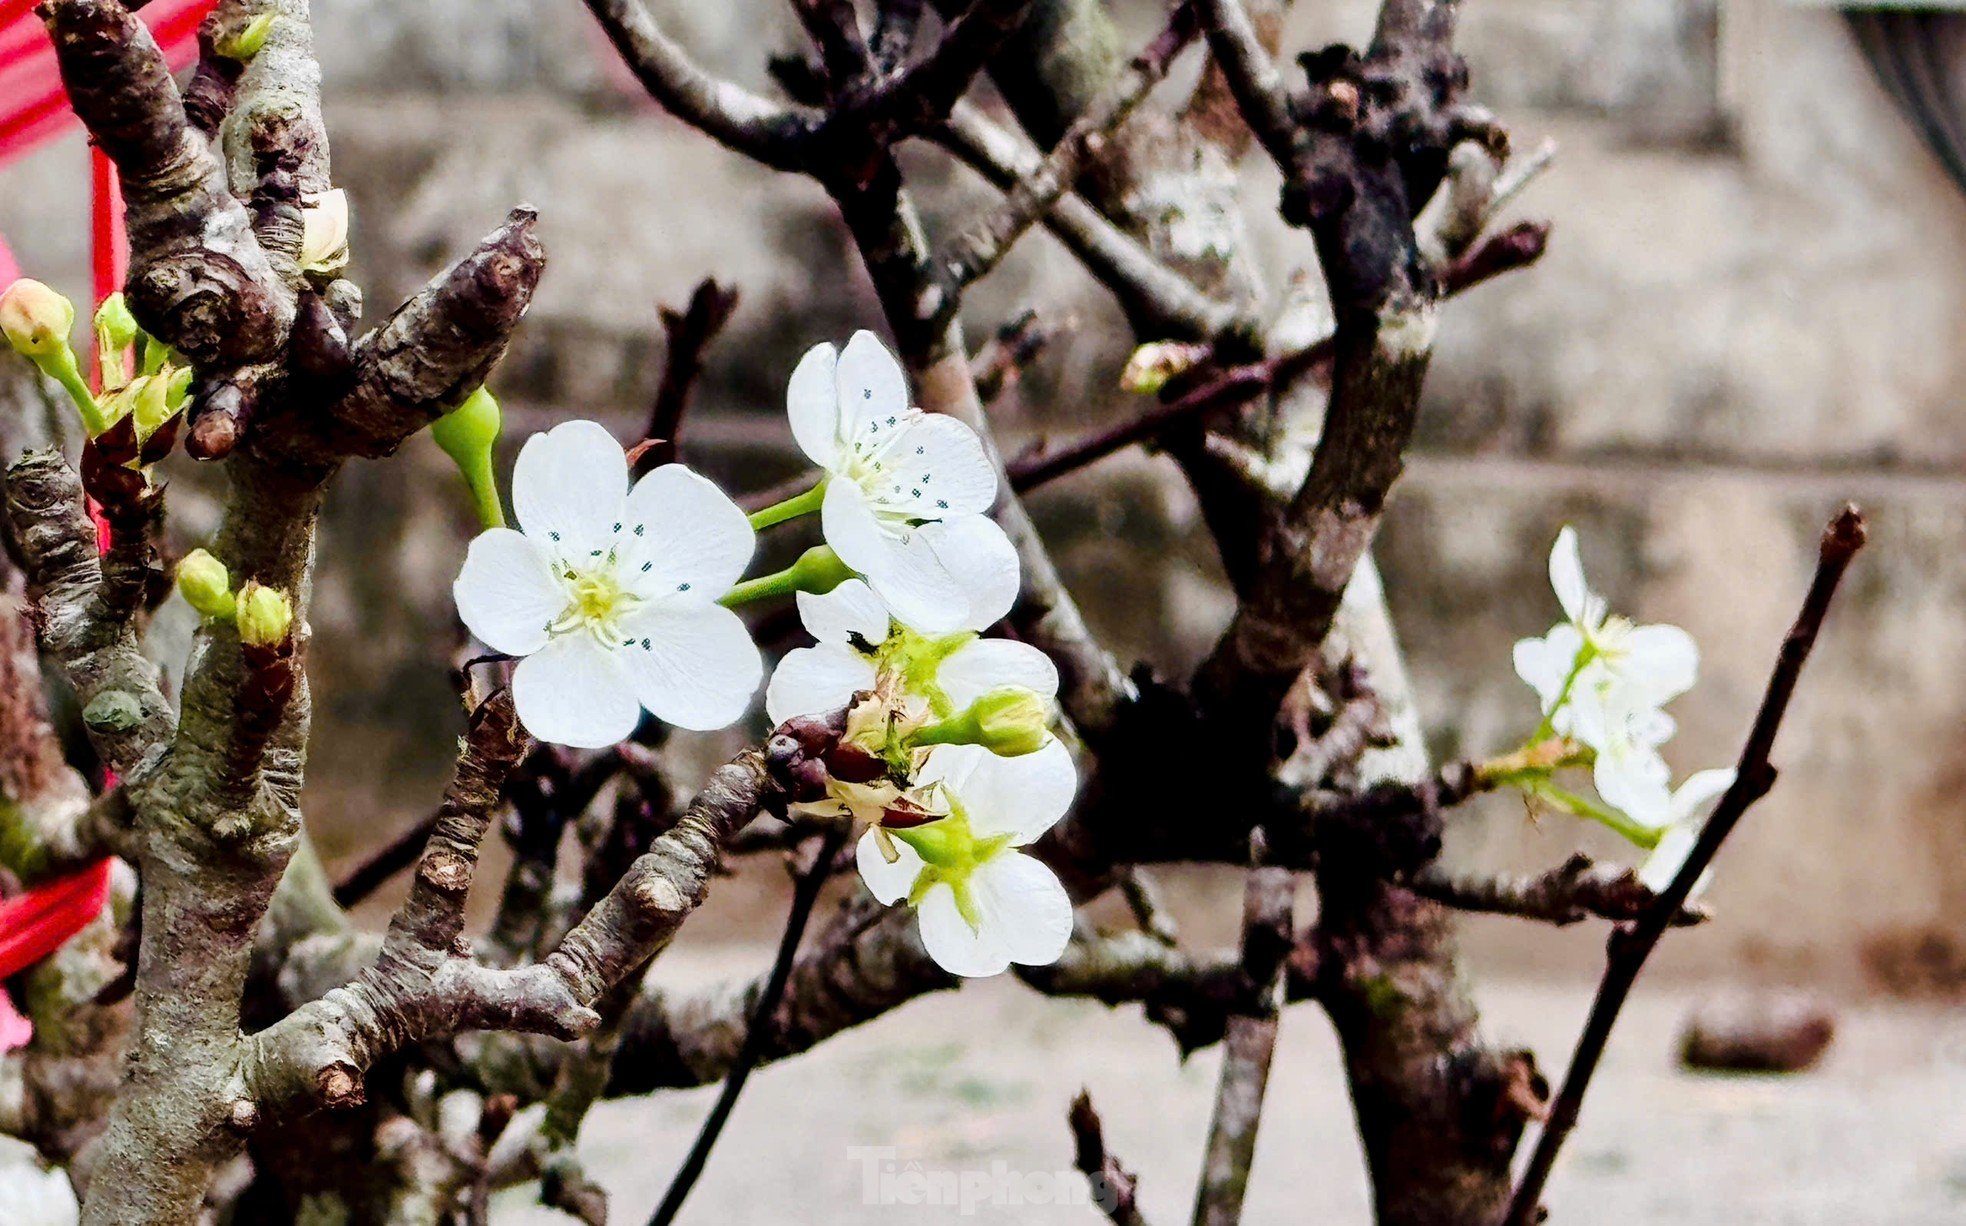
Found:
825,480 -> 964,629
922,514 -> 1019,632
937,638 -> 1059,711
871,413 -> 996,520
766,644 -> 879,725
615,602 -> 762,731
787,341 -> 841,467
1595,744 -> 1672,830
1622,623 -> 1699,705
836,330 -> 910,444
970,852 -> 1072,967
621,463 -> 756,599
453,528 -> 564,656
512,421 -> 628,560
1668,766 -> 1736,824
916,882 -> 1010,977
796,578 -> 890,647
1512,624 -> 1584,712
512,636 -> 640,748
855,829 -> 924,905
950,737 -> 1077,843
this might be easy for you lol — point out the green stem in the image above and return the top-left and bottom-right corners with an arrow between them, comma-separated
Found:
1533,782 -> 1662,849
37,348 -> 106,435
720,544 -> 855,608
747,480 -> 826,531
456,454 -> 507,530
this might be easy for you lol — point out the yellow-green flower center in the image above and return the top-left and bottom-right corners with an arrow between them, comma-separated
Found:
549,567 -> 640,645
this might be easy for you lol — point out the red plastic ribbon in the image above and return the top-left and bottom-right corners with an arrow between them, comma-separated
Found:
0,859 -> 113,982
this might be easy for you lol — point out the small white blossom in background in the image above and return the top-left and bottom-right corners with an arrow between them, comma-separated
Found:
765,577 -> 1057,741
787,331 -> 1017,632
854,740 -> 1077,978
1512,525 -> 1700,827
453,420 -> 762,747
1637,767 -> 1736,897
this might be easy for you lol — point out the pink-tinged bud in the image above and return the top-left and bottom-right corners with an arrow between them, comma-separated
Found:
0,279 -> 76,359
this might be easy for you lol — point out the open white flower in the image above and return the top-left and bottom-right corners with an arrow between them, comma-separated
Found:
765,578 -> 1056,731
1571,692 -> 1676,828
787,331 -> 1015,632
1637,767 -> 1737,896
1513,526 -> 1699,727
855,740 -> 1077,977
453,420 -> 761,747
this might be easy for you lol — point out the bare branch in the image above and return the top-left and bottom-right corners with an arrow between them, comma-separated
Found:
945,4 -> 1197,287
581,0 -> 816,170
1070,1091 -> 1154,1226
1409,854 -> 1707,928
638,279 -> 741,474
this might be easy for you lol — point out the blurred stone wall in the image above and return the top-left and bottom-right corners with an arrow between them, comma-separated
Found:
2,0 -> 1962,989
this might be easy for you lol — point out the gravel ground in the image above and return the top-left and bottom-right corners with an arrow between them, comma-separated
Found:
496,951 -> 1966,1225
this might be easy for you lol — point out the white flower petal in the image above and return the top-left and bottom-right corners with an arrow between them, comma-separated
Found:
1639,824 -> 1715,899
914,742 -> 989,798
512,421 -> 629,560
921,514 -> 1020,631
765,643 -> 879,725
787,341 -> 841,467
823,481 -> 968,628
969,851 -> 1073,967
855,829 -> 924,905
512,636 -> 641,748
615,601 -> 762,731
620,463 -> 756,599
937,638 -> 1059,711
1594,743 -> 1672,830
453,528 -> 564,656
1549,525 -> 1589,625
916,882 -> 1010,978
872,414 -> 997,520
795,578 -> 890,647
835,330 -> 910,444
950,737 -> 1077,844
1622,624 -> 1699,706
1512,624 -> 1584,714
1668,767 -> 1736,825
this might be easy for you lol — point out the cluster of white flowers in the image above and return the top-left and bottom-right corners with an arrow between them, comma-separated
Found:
1510,527 -> 1734,894
451,331 -> 1074,977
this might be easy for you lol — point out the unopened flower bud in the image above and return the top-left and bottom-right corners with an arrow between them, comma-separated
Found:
297,189 -> 350,276
431,386 -> 505,529
92,293 -> 138,390
177,549 -> 234,621
914,686 -> 1052,757
1119,341 -> 1209,395
215,12 -> 276,60
234,581 -> 294,647
0,279 -> 75,359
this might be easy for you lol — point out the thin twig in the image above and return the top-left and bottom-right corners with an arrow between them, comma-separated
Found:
1192,840 -> 1291,1226
1503,505 -> 1867,1226
1408,854 -> 1706,929
646,826 -> 848,1226
638,279 -> 740,474
946,3 -> 1198,287
1069,1090 -> 1154,1226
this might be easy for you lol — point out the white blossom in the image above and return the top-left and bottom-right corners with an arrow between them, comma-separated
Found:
765,578 -> 1056,736
854,740 -> 1077,978
453,420 -> 761,747
787,331 -> 1016,632
1513,525 -> 1700,824
1637,767 -> 1737,897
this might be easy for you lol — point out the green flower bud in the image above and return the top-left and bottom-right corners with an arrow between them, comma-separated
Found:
177,549 -> 234,621
431,386 -> 506,529
215,12 -> 276,60
1119,341 -> 1209,395
913,686 -> 1052,757
92,293 -> 139,391
234,581 -> 294,647
1,279 -> 75,359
